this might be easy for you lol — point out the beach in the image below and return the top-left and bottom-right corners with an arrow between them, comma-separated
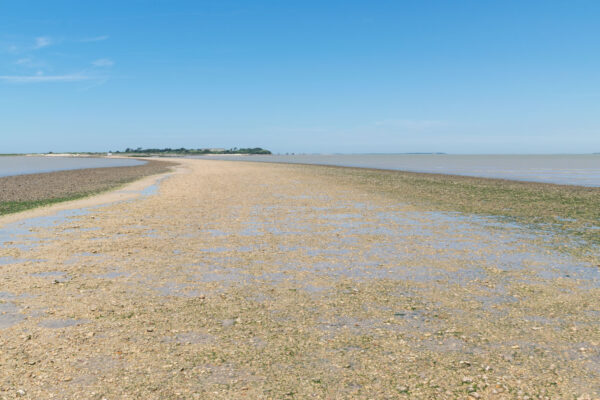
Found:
1,158 -> 599,399
0,159 -> 175,216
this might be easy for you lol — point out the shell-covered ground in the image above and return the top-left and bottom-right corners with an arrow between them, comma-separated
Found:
0,159 -> 599,399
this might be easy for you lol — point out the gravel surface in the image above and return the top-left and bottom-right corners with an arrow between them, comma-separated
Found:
0,159 -> 598,399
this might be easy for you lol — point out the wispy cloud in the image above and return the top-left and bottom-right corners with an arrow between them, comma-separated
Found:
77,76 -> 110,92
80,35 -> 109,42
0,73 -> 91,83
34,36 -> 52,49
92,58 -> 114,67
14,56 -> 47,69
1,35 -> 112,87
15,57 -> 33,65
374,119 -> 448,130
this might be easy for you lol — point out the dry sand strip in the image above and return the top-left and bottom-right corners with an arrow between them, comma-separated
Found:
0,158 -> 599,399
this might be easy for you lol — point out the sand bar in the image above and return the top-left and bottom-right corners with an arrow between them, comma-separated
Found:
0,158 -> 599,399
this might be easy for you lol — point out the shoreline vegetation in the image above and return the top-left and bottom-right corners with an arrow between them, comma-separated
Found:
0,146 -> 272,158
0,159 -> 175,217
117,147 -> 272,156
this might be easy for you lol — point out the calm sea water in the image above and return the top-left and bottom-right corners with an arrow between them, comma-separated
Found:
0,156 -> 145,178
192,154 -> 600,187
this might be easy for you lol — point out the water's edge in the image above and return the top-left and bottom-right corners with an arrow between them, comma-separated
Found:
0,156 -> 145,178
189,154 -> 600,187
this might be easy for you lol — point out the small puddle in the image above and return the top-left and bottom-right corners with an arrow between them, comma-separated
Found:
0,256 -> 26,265
38,318 -> 88,329
31,271 -> 70,282
0,301 -> 24,329
93,268 -> 129,279
0,208 -> 90,250
155,283 -> 202,298
162,331 -> 215,345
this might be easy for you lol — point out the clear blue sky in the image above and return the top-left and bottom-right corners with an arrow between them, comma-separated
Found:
1,1 -> 599,154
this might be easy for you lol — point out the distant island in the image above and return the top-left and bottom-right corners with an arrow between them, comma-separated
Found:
116,147 -> 272,155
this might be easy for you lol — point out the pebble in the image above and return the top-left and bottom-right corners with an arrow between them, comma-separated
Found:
396,386 -> 409,393
222,319 -> 236,327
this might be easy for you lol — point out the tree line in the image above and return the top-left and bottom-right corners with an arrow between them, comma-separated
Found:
118,147 -> 272,155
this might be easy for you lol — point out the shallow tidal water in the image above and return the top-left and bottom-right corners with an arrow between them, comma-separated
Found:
192,154 -> 600,186
0,156 -> 145,177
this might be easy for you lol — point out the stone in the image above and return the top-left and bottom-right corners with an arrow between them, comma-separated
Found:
396,386 -> 409,393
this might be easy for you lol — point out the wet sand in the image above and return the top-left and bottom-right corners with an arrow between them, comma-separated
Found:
0,159 -> 599,399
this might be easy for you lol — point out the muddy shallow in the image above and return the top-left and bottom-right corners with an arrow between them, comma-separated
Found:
0,159 -> 598,399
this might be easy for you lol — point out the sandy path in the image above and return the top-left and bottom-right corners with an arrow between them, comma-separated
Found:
0,159 -> 599,399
